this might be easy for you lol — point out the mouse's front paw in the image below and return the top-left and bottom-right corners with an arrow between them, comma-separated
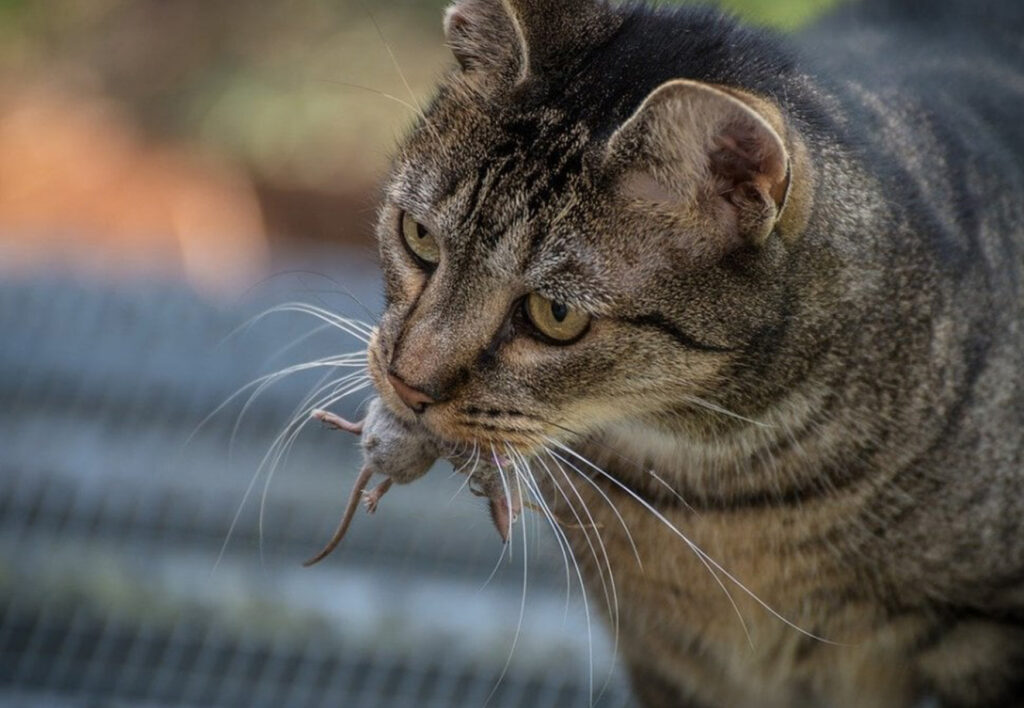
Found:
312,409 -> 364,436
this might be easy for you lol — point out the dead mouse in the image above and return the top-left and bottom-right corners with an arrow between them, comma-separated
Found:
304,397 -> 541,566
303,397 -> 440,567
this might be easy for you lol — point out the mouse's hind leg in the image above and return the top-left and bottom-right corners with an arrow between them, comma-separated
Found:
362,478 -> 393,514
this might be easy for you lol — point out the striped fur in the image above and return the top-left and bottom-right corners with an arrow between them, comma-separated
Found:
368,1 -> 1024,705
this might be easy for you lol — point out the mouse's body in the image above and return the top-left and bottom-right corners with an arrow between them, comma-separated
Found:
303,398 -> 439,566
304,397 -> 520,565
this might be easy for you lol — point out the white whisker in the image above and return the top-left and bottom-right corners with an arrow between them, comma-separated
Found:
358,1 -> 421,116
483,452 -> 530,708
548,439 -> 754,648
680,393 -> 775,429
261,323 -> 335,366
546,438 -> 842,646
506,448 -> 573,612
648,468 -> 699,515
537,452 -> 617,618
491,445 -> 516,563
222,301 -> 373,346
254,302 -> 374,343
212,372 -> 371,573
539,449 -> 621,704
258,376 -> 373,558
545,449 -> 644,572
525,448 -> 600,704
321,78 -> 426,119
447,443 -> 483,506
257,378 -> 373,561
188,353 -> 367,449
478,540 -> 510,594
231,366 -> 368,457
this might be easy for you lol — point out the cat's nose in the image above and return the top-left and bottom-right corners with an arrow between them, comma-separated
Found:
387,371 -> 436,414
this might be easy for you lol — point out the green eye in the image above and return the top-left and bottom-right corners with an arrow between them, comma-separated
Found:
401,212 -> 440,266
525,293 -> 591,343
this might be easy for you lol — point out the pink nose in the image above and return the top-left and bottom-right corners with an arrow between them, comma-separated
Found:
387,372 -> 436,413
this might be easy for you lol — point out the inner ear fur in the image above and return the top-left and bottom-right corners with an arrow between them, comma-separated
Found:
606,79 -> 797,247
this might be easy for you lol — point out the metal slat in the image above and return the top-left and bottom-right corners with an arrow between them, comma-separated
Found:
0,270 -> 633,708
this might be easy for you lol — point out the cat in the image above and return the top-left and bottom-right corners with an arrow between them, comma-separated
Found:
360,0 -> 1024,705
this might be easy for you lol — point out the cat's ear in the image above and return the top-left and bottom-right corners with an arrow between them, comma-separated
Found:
445,0 -> 616,83
444,1 -> 521,77
606,79 -> 795,247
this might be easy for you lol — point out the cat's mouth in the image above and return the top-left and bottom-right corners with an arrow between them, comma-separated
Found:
437,410 -> 548,451
417,400 -> 550,455
366,332 -> 550,455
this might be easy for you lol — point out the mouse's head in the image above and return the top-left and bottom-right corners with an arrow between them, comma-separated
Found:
358,398 -> 441,482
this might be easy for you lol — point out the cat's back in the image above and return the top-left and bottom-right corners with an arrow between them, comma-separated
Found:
797,0 -> 1024,291
801,0 -> 1024,79
794,0 -> 1024,618
798,0 -> 1024,191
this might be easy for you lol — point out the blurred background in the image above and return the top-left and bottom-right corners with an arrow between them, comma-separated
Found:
1,1 -> 836,706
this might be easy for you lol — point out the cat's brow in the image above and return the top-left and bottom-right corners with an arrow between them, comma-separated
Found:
464,117 -> 589,252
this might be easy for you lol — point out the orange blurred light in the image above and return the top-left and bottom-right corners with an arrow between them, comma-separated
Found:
0,85 -> 269,298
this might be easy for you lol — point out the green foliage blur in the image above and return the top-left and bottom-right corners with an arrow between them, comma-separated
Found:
0,0 -> 838,194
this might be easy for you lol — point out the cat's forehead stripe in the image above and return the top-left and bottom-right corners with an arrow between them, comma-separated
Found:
460,111 -> 589,252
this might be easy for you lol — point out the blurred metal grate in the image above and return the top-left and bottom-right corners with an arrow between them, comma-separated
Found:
0,260 -> 634,707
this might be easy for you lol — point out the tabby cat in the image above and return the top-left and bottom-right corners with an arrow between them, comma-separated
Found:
362,0 -> 1024,705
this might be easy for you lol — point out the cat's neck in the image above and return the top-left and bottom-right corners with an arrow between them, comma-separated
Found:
588,383 -> 873,507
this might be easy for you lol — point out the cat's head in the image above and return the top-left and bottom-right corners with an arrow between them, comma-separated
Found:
367,0 -> 813,454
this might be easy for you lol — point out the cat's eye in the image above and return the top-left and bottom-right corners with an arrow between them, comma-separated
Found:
401,212 -> 441,266
524,293 -> 591,344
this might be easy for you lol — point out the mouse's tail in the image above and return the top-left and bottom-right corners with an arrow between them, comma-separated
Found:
303,464 -> 374,567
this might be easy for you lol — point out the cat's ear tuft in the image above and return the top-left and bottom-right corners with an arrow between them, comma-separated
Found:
444,0 -> 618,84
606,80 -> 794,248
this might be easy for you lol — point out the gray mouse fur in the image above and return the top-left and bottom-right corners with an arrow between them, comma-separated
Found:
303,397 -> 439,566
304,397 -> 520,566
